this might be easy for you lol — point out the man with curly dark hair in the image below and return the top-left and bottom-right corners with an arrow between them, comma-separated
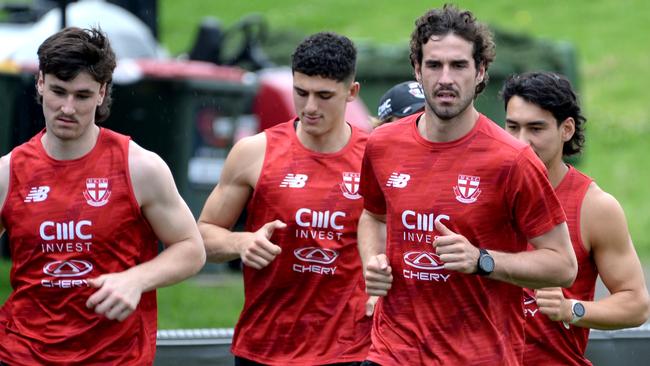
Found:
357,5 -> 577,365
198,32 -> 371,365
502,71 -> 649,365
0,27 -> 206,365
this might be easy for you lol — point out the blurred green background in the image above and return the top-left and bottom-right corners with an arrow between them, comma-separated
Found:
1,0 -> 649,328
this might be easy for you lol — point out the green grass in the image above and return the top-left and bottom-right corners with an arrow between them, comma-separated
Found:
0,259 -> 9,303
160,0 -> 650,260
157,272 -> 243,329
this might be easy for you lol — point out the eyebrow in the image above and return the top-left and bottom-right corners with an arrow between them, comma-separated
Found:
293,86 -> 336,94
49,84 -> 95,95
505,118 -> 547,126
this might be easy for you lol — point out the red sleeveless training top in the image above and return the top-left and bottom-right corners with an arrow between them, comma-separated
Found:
0,128 -> 158,365
523,165 -> 596,365
231,120 -> 372,365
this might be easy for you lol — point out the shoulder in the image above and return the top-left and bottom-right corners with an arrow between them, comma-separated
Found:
0,152 -> 11,205
582,182 -> 629,243
0,152 -> 10,174
217,132 -> 267,188
128,140 -> 169,179
366,117 -> 413,155
583,182 -> 625,223
128,141 -> 176,206
226,132 -> 267,171
477,115 -> 531,154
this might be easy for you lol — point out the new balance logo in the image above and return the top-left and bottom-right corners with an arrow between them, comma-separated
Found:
280,174 -> 308,188
386,173 -> 410,188
24,186 -> 50,202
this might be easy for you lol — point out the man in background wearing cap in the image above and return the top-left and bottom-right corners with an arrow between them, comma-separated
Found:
375,81 -> 425,126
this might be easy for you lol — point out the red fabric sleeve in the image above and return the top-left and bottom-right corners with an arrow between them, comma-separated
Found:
359,140 -> 386,215
506,147 -> 566,239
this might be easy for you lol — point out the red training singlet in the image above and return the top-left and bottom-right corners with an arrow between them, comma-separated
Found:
0,128 -> 159,365
360,113 -> 566,366
231,119 -> 372,365
523,165 -> 596,365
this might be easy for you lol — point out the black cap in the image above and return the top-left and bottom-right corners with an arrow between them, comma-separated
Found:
377,81 -> 425,121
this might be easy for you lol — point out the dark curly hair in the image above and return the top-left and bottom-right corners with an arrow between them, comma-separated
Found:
500,71 -> 586,156
410,4 -> 495,95
291,32 -> 356,83
37,27 -> 117,123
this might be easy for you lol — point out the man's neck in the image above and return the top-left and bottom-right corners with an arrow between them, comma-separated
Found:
41,125 -> 101,160
296,120 -> 351,153
546,159 -> 570,189
418,106 -> 479,143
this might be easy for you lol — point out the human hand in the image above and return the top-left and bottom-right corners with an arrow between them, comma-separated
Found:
239,220 -> 285,269
365,254 -> 393,296
86,272 -> 144,322
433,220 -> 480,274
535,287 -> 571,323
365,296 -> 379,316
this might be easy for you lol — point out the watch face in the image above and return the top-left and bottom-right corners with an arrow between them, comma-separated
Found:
573,302 -> 586,317
479,255 -> 495,273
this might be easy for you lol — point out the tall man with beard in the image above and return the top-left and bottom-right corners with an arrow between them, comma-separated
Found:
357,5 -> 577,365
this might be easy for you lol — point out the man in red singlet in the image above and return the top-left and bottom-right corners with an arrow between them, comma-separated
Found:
0,27 -> 206,365
357,5 -> 578,365
198,32 -> 371,366
502,71 -> 650,365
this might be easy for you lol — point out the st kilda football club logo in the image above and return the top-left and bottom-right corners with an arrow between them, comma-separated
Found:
453,174 -> 481,204
83,178 -> 111,207
340,172 -> 361,200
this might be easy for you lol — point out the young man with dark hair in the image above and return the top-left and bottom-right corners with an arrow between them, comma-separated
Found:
0,27 -> 206,364
198,31 -> 371,365
502,71 -> 650,365
357,5 -> 577,364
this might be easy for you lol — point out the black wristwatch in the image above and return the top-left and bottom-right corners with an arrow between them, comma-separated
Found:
475,248 -> 494,276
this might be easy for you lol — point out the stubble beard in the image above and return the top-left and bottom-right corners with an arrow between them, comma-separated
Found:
425,90 -> 476,121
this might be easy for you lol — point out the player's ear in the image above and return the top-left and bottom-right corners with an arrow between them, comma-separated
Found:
346,81 -> 360,102
560,117 -> 575,142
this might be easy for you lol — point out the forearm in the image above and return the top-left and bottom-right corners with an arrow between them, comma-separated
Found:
489,247 -> 576,289
128,238 -> 206,292
357,211 -> 387,271
198,222 -> 252,263
575,289 -> 650,329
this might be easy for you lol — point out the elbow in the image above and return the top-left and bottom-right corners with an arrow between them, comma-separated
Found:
558,255 -> 578,288
633,292 -> 650,326
190,239 -> 207,276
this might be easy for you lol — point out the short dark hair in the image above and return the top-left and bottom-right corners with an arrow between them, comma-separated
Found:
500,71 -> 586,156
291,32 -> 356,83
37,27 -> 117,123
409,4 -> 495,95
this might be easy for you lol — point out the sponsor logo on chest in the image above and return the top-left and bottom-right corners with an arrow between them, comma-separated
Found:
399,210 -> 452,282
38,220 -> 96,289
292,247 -> 339,276
523,292 -> 539,317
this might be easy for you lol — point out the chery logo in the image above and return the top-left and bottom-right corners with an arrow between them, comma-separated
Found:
43,260 -> 94,277
403,251 -> 445,270
294,247 -> 339,265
